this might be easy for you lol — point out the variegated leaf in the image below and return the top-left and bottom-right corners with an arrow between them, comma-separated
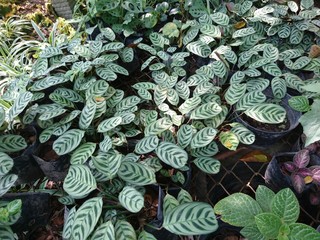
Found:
219,131 -> 239,151
194,157 -> 221,174
70,142 -> 96,165
53,129 -> 85,155
225,83 -> 247,105
244,103 -> 287,124
177,124 -> 194,149
135,135 -> 159,154
118,186 -> 144,213
190,127 -> 217,149
155,142 -> 188,168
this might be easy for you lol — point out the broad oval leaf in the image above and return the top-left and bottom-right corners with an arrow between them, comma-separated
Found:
0,152 -> 14,176
53,129 -> 85,155
0,174 -> 18,197
231,123 -> 255,145
190,141 -> 219,157
91,221 -> 115,240
72,197 -> 103,239
0,135 -> 27,153
135,135 -> 159,154
225,83 -> 247,105
62,206 -> 76,239
63,165 -> 97,199
118,186 -> 144,213
144,117 -> 172,136
177,124 -> 194,149
97,116 -> 122,132
190,127 -> 217,149
8,91 -> 33,120
115,220 -> 136,240
186,41 -> 211,58
194,157 -> 221,174
244,103 -> 286,124
190,102 -> 222,120
155,142 -> 188,168
163,202 -> 218,235
219,131 -> 239,150
288,96 -> 310,112
92,153 -> 122,180
236,91 -> 266,110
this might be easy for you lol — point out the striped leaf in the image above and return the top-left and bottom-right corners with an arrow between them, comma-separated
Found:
289,27 -> 303,44
79,99 -> 97,130
249,58 -> 271,69
187,74 -> 209,87
49,93 -> 75,108
194,82 -> 214,96
0,152 -> 13,176
54,88 -> 84,102
71,142 -> 96,165
186,41 -> 211,58
39,124 -> 58,143
31,76 -> 68,91
149,32 -> 168,48
63,165 -> 97,199
138,43 -> 156,55
99,135 -> 112,152
200,24 -> 221,38
262,63 -> 282,77
245,103 -> 286,124
163,202 -> 218,235
233,27 -> 255,38
236,91 -> 266,110
115,220 -> 136,240
96,67 -> 117,81
144,117 -> 172,136
53,129 -> 85,155
190,127 -> 217,149
278,24 -> 291,38
137,89 -> 152,101
246,78 -> 269,92
271,77 -> 287,99
0,174 -> 17,197
153,85 -> 167,106
212,61 -> 226,78
39,108 -> 66,121
89,41 -> 103,58
72,197 -> 103,239
0,135 -> 27,153
194,157 -> 221,174
263,45 -> 279,62
62,206 -> 76,239
288,96 -> 310,112
92,152 -> 122,180
135,135 -> 159,154
133,82 -> 156,90
97,116 -> 122,132
183,27 -> 199,45
91,221 -> 115,240
225,83 -> 247,105
0,107 -> 4,127
58,195 -> 75,205
156,142 -> 188,168
211,12 -> 229,25
40,46 -> 63,58
102,42 -> 124,52
164,194 -> 179,215
53,122 -> 72,136
279,49 -> 303,60
224,50 -> 238,64
190,102 -> 222,120
32,58 -> 48,77
60,110 -> 81,124
219,131 -> 239,151
284,73 -> 305,92
0,226 -> 14,240
141,56 -> 156,71
177,124 -> 194,149
292,56 -> 311,70
138,231 -> 156,240
167,89 -> 179,106
179,96 -> 202,115
244,68 -> 261,77
177,189 -> 193,204
190,141 -> 219,157
22,105 -> 38,124
118,186 -> 144,213
231,123 -> 255,145
230,71 -> 245,84
86,80 -> 109,99
8,91 -> 33,120
116,96 -> 140,111
117,161 -> 156,186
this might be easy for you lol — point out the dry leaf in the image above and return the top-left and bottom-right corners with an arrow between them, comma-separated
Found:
240,150 -> 271,163
309,45 -> 320,58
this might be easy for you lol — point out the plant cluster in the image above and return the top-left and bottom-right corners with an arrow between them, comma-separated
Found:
0,0 -> 320,239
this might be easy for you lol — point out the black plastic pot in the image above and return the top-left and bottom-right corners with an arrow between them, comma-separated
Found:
33,142 -> 69,181
2,192 -> 51,233
235,90 -> 302,147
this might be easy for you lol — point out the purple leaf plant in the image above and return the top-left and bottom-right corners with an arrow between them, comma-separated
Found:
283,142 -> 320,196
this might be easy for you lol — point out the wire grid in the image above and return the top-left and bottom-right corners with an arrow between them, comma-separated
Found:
191,133 -> 320,228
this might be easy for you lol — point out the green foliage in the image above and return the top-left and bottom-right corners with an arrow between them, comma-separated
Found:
214,187 -> 320,240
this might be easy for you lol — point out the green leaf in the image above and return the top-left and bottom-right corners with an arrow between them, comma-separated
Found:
144,117 -> 172,136
210,12 -> 229,25
115,220 -> 136,240
230,71 -> 245,84
241,225 -> 266,240
300,0 -> 314,9
93,152 -> 122,180
99,135 -> 112,152
62,206 -> 76,239
214,193 -> 263,227
255,185 -> 275,212
225,83 -> 247,105
79,99 -> 97,130
187,74 -> 210,87
245,103 -> 286,124
156,142 -> 188,168
96,67 -> 117,81
271,188 -> 299,224
190,127 -> 217,149
163,194 -> 179,215
138,230 -> 156,240
72,197 -> 103,239
0,174 -> 18,197
0,226 -> 14,240
138,43 -> 156,55
0,135 -> 27,153
288,96 -> 310,112
58,195 -> 75,205
212,60 -> 227,78
292,56 -> 311,70
271,77 -> 286,99
119,186 -> 144,213
8,91 -> 33,120
117,96 -> 140,111
179,96 -> 201,114
194,157 -> 220,174
263,45 -> 279,62
63,165 -> 97,199
290,27 -> 303,44
219,131 -> 239,150
255,213 -> 282,239
54,88 -> 84,102
186,41 -> 211,58
190,102 -> 222,120
289,223 -> 320,240
177,189 -> 193,204
97,116 -> 122,132
190,141 -> 219,157
40,46 -> 62,58
233,27 -> 255,38
53,129 -> 85,155
200,24 -> 221,38
118,161 -> 156,186
183,27 -> 199,45
262,63 -> 282,77
91,221 -> 115,240
135,135 -> 159,155
0,152 -> 13,176
236,91 -> 266,111
231,123 -> 255,145
177,124 -> 194,149
163,202 -> 218,235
